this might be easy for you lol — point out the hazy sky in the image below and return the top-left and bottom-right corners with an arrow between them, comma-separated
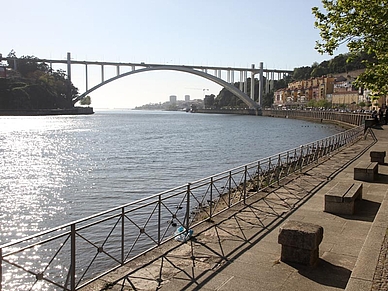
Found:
4,0 -> 347,109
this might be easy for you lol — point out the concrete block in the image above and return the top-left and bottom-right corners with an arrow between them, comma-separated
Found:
324,182 -> 362,215
370,151 -> 386,164
278,221 -> 323,266
281,245 -> 319,266
354,161 -> 378,182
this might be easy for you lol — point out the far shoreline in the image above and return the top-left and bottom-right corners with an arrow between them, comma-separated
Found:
0,106 -> 94,116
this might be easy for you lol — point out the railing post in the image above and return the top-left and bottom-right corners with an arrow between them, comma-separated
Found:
70,224 -> 76,291
243,165 -> 247,203
293,148 -> 297,172
277,154 -> 281,184
268,157 -> 272,186
1,248 -> 2,291
228,171 -> 232,207
210,177 -> 213,219
158,195 -> 161,245
121,207 -> 125,263
185,184 -> 191,232
257,161 -> 261,191
324,139 -> 328,156
286,151 -> 290,175
299,145 -> 304,171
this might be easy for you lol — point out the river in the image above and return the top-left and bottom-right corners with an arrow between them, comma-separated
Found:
0,110 -> 343,245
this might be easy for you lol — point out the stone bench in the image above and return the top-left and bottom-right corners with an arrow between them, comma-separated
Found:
278,221 -> 323,266
354,161 -> 378,182
324,182 -> 363,215
370,151 -> 386,164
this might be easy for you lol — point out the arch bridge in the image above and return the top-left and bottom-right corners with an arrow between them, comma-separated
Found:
2,52 -> 293,112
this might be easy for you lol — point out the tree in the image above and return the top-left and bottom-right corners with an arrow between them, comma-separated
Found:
316,99 -> 332,109
313,0 -> 388,94
293,66 -> 313,81
262,92 -> 274,108
14,56 -> 50,77
0,53 -> 80,109
80,95 -> 91,106
7,50 -> 16,58
204,94 -> 215,108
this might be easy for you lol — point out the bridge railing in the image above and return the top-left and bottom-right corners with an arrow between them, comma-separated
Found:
0,125 -> 365,291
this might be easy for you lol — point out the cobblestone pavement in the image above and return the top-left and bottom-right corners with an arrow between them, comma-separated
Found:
372,228 -> 388,291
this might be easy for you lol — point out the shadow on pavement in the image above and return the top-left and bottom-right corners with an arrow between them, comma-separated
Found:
333,199 -> 381,222
287,259 -> 350,289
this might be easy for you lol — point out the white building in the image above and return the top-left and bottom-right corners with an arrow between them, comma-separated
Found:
169,95 -> 177,103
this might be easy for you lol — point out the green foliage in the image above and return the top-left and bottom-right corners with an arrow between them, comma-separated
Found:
9,52 -> 79,100
273,76 -> 291,90
167,104 -> 178,111
7,50 -> 16,58
204,94 -> 215,108
16,56 -> 50,78
80,95 -> 92,106
0,52 -> 79,110
10,82 -> 28,89
313,0 -> 388,94
292,53 -> 367,81
293,66 -> 313,81
307,99 -> 332,108
262,92 -> 274,108
214,86 -> 245,108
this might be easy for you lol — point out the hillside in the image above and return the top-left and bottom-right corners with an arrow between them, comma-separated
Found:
0,77 -> 74,110
0,55 -> 78,111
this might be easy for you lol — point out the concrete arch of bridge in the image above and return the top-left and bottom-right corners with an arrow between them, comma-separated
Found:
74,66 -> 259,109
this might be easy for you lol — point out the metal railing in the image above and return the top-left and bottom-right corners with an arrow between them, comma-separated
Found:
0,125 -> 365,291
262,109 -> 371,126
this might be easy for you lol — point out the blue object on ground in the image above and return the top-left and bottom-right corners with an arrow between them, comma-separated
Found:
174,226 -> 194,242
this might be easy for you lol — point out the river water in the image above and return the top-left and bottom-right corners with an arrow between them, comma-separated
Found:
0,110 -> 343,245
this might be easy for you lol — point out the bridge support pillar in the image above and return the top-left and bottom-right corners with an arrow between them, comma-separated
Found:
259,62 -> 264,108
239,71 -> 244,91
67,52 -> 72,100
85,64 -> 88,91
250,64 -> 255,101
244,71 -> 248,94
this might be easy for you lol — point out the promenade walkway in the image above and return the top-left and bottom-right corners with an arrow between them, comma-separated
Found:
88,126 -> 388,291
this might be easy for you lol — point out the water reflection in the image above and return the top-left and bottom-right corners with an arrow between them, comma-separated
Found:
0,116 -> 78,244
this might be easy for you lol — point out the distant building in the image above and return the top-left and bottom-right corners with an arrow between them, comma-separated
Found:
274,76 -> 335,107
332,75 -> 360,107
185,95 -> 190,102
169,95 -> 177,104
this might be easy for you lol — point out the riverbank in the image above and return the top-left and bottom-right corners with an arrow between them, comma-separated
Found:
196,108 -> 258,115
197,108 -> 371,128
0,106 -> 94,116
